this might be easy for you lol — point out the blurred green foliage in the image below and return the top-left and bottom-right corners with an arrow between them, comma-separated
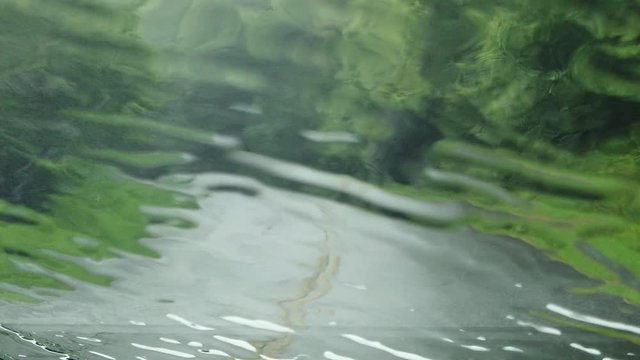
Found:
136,0 -> 640,305
2,0 -> 640,310
415,0 -> 640,305
0,0 -> 196,302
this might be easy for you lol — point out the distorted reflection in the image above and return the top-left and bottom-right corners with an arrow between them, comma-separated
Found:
1,0 -> 639,359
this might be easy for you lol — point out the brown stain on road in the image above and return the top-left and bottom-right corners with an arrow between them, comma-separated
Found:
258,204 -> 342,357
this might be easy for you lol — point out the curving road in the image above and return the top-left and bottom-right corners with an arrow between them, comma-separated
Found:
1,173 -> 638,360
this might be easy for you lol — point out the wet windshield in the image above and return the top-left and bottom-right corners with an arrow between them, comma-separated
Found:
1,0 -> 639,359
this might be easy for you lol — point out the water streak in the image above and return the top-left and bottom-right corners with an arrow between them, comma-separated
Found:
220,316 -> 295,333
213,335 -> 257,352
323,350 -> 355,360
546,304 -> 640,335
166,313 -> 215,331
89,350 -> 117,360
342,334 -> 433,360
131,343 -> 196,358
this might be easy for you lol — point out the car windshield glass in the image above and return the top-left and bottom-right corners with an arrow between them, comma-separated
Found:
1,1 -> 639,359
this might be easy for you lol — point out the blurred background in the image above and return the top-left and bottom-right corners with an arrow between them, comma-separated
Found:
0,0 -> 639,359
